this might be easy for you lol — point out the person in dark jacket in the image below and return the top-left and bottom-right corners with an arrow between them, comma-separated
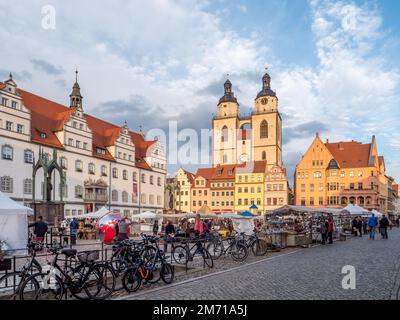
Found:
357,217 -> 363,237
320,219 -> 327,245
29,216 -> 48,242
362,217 -> 368,235
379,215 -> 389,239
164,221 -> 175,253
153,219 -> 159,236
70,218 -> 79,245
351,217 -> 358,236
327,218 -> 334,244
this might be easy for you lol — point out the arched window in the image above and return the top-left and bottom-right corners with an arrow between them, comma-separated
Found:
262,151 -> 266,160
122,191 -> 128,203
75,185 -> 83,198
101,165 -> 107,176
112,168 -> 118,178
60,157 -> 67,169
2,145 -> 13,160
260,120 -> 268,138
24,149 -> 34,164
88,163 -> 95,174
221,126 -> 228,142
150,176 -> 154,185
112,190 -> 118,202
75,160 -> 83,172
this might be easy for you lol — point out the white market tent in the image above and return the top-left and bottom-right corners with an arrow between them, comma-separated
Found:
0,191 -> 33,254
371,209 -> 383,217
132,211 -> 157,220
75,206 -> 111,219
341,204 -> 370,216
268,205 -> 343,215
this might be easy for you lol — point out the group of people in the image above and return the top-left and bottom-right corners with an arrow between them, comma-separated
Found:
319,217 -> 334,245
366,213 -> 390,240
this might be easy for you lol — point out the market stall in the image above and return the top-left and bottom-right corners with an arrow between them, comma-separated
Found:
0,191 -> 33,256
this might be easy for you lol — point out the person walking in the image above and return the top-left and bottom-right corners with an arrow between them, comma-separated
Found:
69,218 -> 79,245
28,216 -> 48,243
194,214 -> 204,238
116,218 -> 129,241
152,219 -> 159,236
327,218 -> 334,244
379,214 -> 389,239
396,217 -> 400,228
163,220 -> 175,253
362,217 -> 368,235
351,217 -> 358,236
357,216 -> 363,237
367,213 -> 378,240
320,219 -> 327,245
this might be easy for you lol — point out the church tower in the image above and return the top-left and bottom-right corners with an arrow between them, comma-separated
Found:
251,70 -> 282,168
212,78 -> 240,167
69,69 -> 83,109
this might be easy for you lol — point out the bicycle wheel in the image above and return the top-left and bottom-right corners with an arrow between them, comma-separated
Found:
86,264 -> 116,300
230,243 -> 248,262
202,249 -> 214,268
68,265 -> 94,300
252,239 -> 268,256
142,247 -> 157,264
122,268 -> 142,293
172,245 -> 188,265
0,272 -> 24,300
19,273 -> 64,300
160,263 -> 174,284
206,241 -> 224,260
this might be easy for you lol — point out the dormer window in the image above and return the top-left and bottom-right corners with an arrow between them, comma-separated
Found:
96,148 -> 106,155
40,133 -> 47,139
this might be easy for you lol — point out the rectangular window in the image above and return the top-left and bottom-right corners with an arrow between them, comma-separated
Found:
244,199 -> 248,205
310,184 -> 314,192
301,198 -> 306,206
76,141 -> 81,148
310,197 -> 314,206
6,121 -> 12,131
267,198 -> 271,205
17,124 -> 23,134
301,184 -> 306,192
319,197 -> 323,205
83,142 -> 88,150
358,183 -> 363,190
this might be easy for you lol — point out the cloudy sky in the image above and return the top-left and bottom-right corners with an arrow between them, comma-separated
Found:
1,0 -> 399,184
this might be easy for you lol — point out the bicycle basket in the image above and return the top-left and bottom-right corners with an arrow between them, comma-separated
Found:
77,250 -> 99,263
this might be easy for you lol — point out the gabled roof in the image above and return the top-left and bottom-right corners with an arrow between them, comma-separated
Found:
212,164 -> 236,180
1,82 -> 157,169
325,141 -> 373,168
193,168 -> 214,188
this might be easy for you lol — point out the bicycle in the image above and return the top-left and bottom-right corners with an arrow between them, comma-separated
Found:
236,231 -> 269,256
0,242 -> 43,300
122,236 -> 174,293
172,237 -> 214,268
19,246 -> 116,300
206,234 -> 248,262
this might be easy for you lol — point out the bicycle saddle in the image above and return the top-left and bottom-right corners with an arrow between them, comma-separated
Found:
61,248 -> 77,257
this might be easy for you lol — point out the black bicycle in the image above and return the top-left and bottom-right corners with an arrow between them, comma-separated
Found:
237,231 -> 269,256
206,235 -> 248,262
0,242 -> 43,300
19,246 -> 116,300
122,236 -> 174,293
172,237 -> 214,268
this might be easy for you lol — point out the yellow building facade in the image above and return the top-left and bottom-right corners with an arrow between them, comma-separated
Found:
295,134 -> 389,213
234,161 -> 267,214
175,168 -> 194,213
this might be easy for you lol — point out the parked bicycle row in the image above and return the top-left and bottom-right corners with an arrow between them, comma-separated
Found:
0,230 -> 270,300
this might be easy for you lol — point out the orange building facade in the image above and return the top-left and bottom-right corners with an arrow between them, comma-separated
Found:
294,134 -> 390,213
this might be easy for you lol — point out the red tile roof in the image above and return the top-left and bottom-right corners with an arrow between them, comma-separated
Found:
325,141 -> 373,168
193,168 -> 214,187
1,83 -> 156,169
182,169 -> 195,184
212,164 -> 236,180
236,160 -> 267,174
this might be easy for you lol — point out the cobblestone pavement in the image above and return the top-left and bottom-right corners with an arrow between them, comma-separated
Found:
118,228 -> 400,300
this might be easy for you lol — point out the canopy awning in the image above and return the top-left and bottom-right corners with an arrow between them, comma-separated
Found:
75,206 -> 111,219
341,204 -> 370,215
268,205 -> 343,215
0,191 -> 33,215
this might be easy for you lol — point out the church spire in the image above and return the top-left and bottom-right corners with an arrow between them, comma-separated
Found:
256,67 -> 276,99
218,74 -> 237,105
69,68 -> 83,108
